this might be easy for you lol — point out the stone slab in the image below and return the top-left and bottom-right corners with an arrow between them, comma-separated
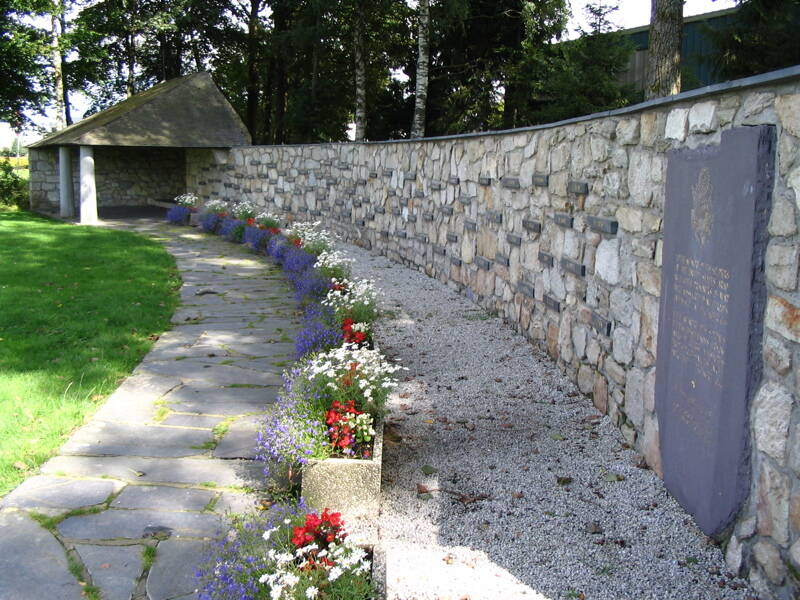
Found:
137,362 -> 282,387
74,544 -> 142,600
58,508 -> 222,540
213,418 -> 261,459
161,414 -> 225,428
42,456 -> 266,489
62,421 -> 213,458
0,476 -> 120,510
112,485 -> 216,511
213,491 -> 259,515
146,539 -> 207,600
656,125 -> 775,537
0,511 -> 84,599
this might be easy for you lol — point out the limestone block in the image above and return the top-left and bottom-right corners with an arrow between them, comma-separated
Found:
769,193 -> 797,236
665,108 -> 689,141
628,150 -> 656,207
595,238 -> 620,285
688,101 -> 718,133
636,261 -> 661,296
624,367 -> 645,428
778,134 -> 797,177
740,92 -> 776,122
726,534 -> 743,576
612,326 -> 634,365
766,242 -> 799,291
572,323 -> 587,359
753,540 -> 785,585
754,382 -> 794,464
765,295 -> 800,343
763,335 -> 792,376
615,118 -> 640,145
593,373 -> 608,413
577,364 -> 594,394
757,460 -> 791,545
643,411 -> 662,477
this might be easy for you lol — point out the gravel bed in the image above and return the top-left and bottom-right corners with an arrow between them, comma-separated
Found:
341,242 -> 756,600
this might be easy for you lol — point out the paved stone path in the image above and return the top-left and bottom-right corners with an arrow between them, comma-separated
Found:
0,220 -> 299,600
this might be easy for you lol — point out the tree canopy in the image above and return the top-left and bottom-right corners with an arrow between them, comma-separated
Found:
9,0 -> 786,142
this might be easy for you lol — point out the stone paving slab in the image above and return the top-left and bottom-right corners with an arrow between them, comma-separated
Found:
0,511 -> 84,600
161,414 -> 224,428
74,544 -> 143,600
189,341 -> 295,358
136,361 -> 283,386
213,418 -> 262,460
62,421 -> 213,458
0,476 -> 121,510
42,455 -> 267,488
213,491 -> 259,515
111,486 -> 216,512
58,508 -> 221,541
146,539 -> 206,600
163,385 -> 278,415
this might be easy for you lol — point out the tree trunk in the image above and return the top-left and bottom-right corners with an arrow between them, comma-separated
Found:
353,4 -> 366,141
270,4 -> 289,144
245,0 -> 260,138
51,11 -> 66,129
126,33 -> 136,96
410,0 -> 430,139
59,9 -> 72,125
308,0 -> 321,141
645,0 -> 682,99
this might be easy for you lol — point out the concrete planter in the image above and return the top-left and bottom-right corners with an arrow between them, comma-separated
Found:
301,419 -> 383,523
189,211 -> 200,227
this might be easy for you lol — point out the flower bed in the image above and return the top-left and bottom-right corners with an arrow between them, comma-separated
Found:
196,502 -> 375,600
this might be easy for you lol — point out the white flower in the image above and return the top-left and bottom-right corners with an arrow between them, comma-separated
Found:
258,573 -> 270,584
263,527 -> 278,540
328,566 -> 343,581
305,586 -> 319,599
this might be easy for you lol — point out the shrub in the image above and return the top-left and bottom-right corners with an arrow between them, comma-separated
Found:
0,162 -> 28,210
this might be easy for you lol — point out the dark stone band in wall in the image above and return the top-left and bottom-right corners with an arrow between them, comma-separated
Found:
517,281 -> 535,298
560,257 -> 586,277
522,219 -> 542,233
543,295 -> 561,312
475,256 -> 492,270
554,213 -> 574,228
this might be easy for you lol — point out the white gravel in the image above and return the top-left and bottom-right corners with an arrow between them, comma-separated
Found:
341,242 -> 757,600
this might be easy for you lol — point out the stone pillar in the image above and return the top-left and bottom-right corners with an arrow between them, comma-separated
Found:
58,146 -> 74,218
79,146 -> 97,224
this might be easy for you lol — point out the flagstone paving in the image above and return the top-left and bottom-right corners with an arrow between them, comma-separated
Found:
0,220 -> 298,600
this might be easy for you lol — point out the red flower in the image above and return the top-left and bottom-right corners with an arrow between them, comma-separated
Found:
268,226 -> 280,235
246,218 -> 255,226
292,238 -> 302,247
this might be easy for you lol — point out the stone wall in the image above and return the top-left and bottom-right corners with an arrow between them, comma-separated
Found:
187,69 -> 800,599
29,146 -> 186,212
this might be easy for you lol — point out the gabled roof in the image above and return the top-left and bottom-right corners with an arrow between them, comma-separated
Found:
30,72 -> 250,148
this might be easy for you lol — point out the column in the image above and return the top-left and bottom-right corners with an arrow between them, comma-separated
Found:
79,146 -> 97,224
58,146 -> 74,217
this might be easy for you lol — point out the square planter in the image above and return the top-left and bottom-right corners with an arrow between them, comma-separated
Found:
301,419 -> 383,523
189,211 -> 200,227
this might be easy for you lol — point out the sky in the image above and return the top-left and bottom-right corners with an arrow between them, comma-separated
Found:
6,0 -> 739,147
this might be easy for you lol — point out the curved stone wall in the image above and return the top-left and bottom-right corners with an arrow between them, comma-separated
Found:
188,68 -> 800,599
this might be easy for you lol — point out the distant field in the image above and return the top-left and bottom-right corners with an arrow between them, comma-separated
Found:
1,156 -> 28,168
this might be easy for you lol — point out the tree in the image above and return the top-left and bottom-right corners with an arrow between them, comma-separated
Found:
645,0 -> 683,99
0,0 -> 49,128
410,0 -> 430,138
709,0 -> 800,81
519,2 -> 637,125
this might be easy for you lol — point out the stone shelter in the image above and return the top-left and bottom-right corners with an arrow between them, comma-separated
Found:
28,71 -> 250,223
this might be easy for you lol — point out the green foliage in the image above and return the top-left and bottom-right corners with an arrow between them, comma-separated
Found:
519,2 -> 638,125
0,162 -> 29,211
0,212 -> 180,495
709,0 -> 800,81
0,0 -> 49,127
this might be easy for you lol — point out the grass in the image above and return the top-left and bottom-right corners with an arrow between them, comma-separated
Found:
0,210 -> 180,495
141,545 -> 157,570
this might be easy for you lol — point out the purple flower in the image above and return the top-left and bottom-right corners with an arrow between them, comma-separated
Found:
166,205 -> 191,224
243,226 -> 269,251
294,319 -> 342,358
218,218 -> 246,242
200,213 -> 222,233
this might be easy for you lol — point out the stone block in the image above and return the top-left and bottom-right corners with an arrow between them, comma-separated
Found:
595,238 -> 620,285
593,373 -> 608,413
766,242 -> 799,290
665,108 -> 689,141
757,460 -> 791,545
753,382 -> 793,464
768,194 -> 798,236
766,295 -> 800,343
753,540 -> 785,585
688,101 -> 718,133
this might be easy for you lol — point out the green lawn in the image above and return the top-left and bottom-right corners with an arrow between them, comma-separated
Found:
0,210 -> 180,495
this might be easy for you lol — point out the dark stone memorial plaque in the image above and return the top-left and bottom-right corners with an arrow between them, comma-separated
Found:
407,214 -> 417,223
538,251 -> 554,268
440,206 -> 454,216
464,220 -> 477,232
553,213 -> 574,228
506,233 -> 522,246
501,177 -> 520,189
532,174 -> 549,187
494,253 -> 510,267
458,196 -> 473,206
586,216 -> 618,235
656,126 -> 775,537
517,281 -> 535,298
446,233 -> 459,243
474,256 -> 492,270
423,212 -> 434,222
431,181 -> 444,191
433,245 -> 446,256
543,295 -> 560,313
522,219 -> 542,233
479,176 -> 492,186
590,311 -> 612,336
